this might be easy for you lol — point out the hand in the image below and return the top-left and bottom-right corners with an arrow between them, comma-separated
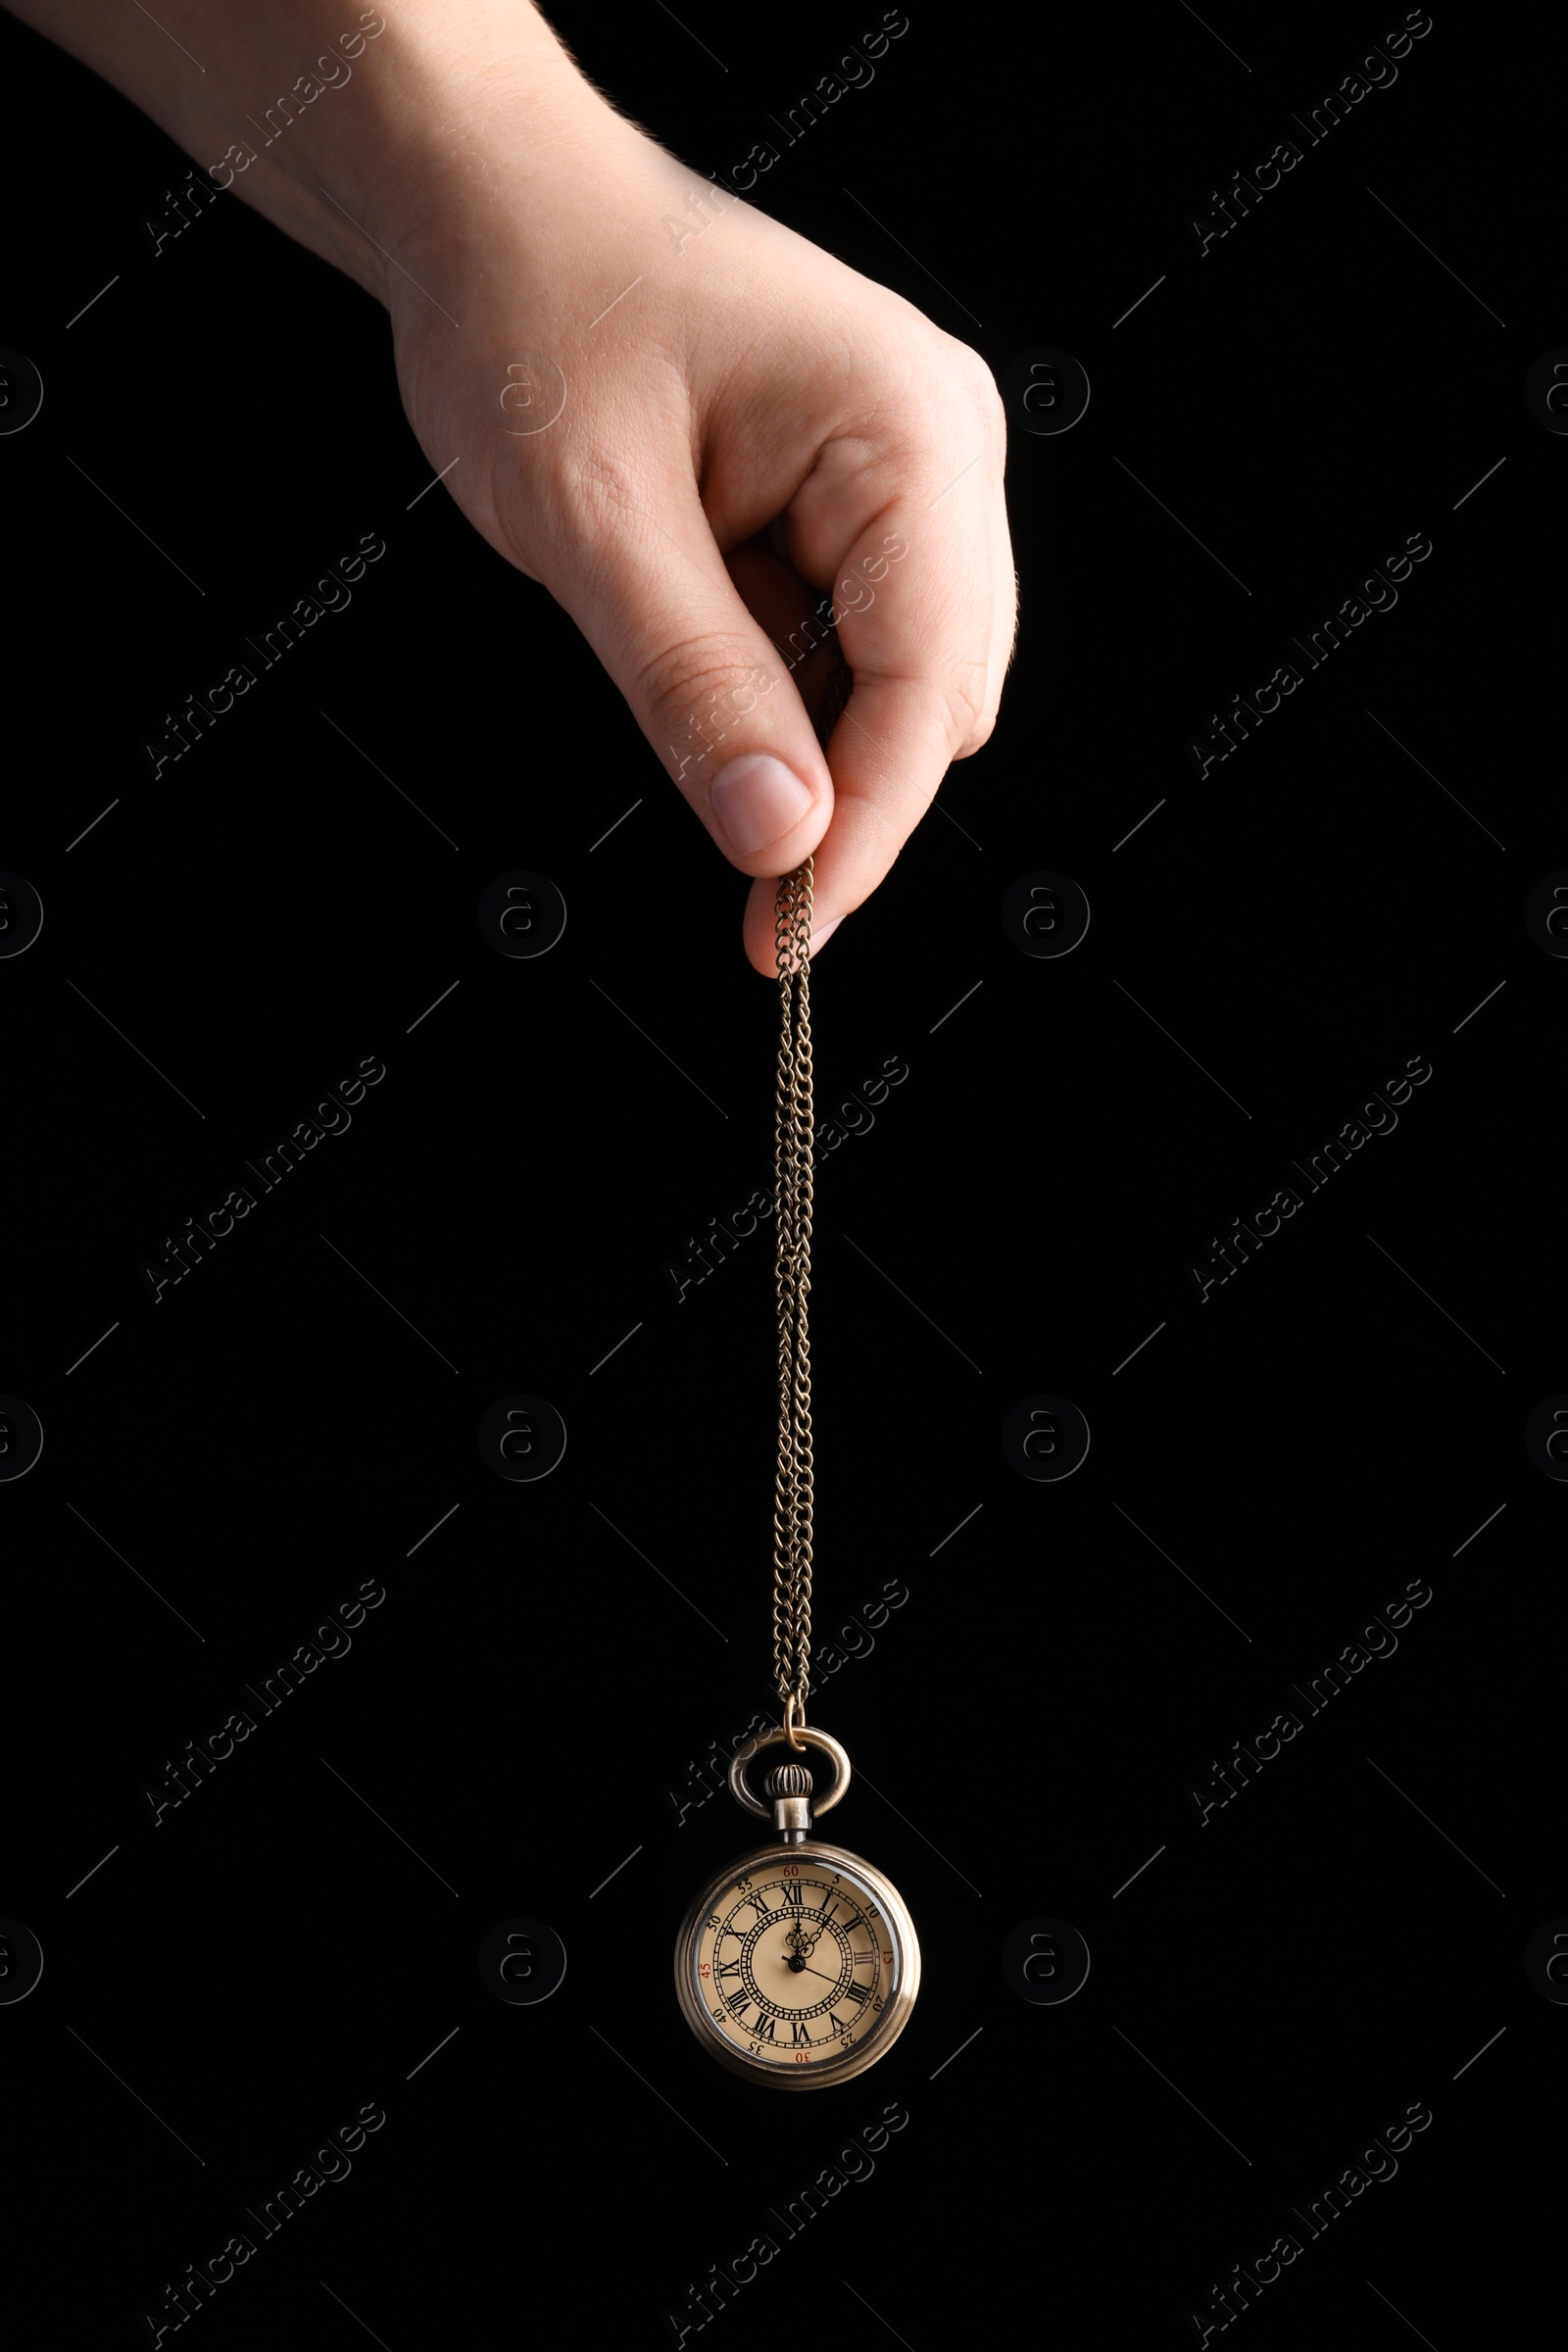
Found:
5,0 -> 1014,974
377,20 -> 1015,972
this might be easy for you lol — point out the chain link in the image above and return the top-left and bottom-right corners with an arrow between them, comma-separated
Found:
772,855 -> 815,1737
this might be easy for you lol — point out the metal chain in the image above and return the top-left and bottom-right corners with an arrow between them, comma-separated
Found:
771,855 -> 815,1739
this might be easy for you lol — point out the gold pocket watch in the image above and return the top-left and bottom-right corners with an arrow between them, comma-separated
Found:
672,858 -> 920,2087
674,1723 -> 921,2087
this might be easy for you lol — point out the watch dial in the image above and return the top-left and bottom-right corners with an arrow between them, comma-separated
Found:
691,1859 -> 897,2073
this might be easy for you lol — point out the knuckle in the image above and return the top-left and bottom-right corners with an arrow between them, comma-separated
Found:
539,450 -> 649,565
956,706 -> 1000,759
947,658 -> 996,754
629,630 -> 761,733
946,343 -> 1006,436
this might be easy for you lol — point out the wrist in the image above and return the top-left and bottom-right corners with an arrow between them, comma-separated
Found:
299,3 -> 612,308
6,0 -> 607,308
209,3 -> 605,309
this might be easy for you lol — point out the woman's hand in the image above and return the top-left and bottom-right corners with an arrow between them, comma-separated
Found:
4,0 -> 1014,967
378,41 -> 1014,970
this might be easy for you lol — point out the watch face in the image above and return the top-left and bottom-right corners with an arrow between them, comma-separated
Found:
674,1840 -> 919,2087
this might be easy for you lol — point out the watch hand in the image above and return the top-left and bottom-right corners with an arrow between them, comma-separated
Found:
787,1959 -> 844,1987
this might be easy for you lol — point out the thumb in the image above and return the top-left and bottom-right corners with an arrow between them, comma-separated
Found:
548,475 -> 835,886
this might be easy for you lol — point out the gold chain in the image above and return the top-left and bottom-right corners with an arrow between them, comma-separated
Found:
771,855 -> 815,1740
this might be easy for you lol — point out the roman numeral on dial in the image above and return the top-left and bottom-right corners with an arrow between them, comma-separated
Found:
754,2015 -> 777,2041
791,2021 -> 811,2045
844,1979 -> 871,2006
780,1882 -> 804,1908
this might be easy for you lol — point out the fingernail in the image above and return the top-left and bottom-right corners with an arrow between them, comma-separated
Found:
809,916 -> 842,956
710,753 -> 814,857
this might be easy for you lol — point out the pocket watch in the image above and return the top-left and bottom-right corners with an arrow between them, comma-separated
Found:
673,1724 -> 920,2088
671,856 -> 920,2088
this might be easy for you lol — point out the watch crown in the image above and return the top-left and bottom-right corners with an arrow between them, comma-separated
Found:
764,1762 -> 813,1799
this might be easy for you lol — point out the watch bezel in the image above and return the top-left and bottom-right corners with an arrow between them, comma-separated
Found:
673,1837 -> 920,2090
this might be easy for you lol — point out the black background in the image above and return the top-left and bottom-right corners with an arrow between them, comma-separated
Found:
2,1 -> 1556,2344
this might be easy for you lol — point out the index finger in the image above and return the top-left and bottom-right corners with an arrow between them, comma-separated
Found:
740,390 -> 1012,970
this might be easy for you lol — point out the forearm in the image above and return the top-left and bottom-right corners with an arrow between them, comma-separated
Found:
5,0 -> 593,303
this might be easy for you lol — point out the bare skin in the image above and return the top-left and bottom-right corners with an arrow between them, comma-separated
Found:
14,1 -> 1014,969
